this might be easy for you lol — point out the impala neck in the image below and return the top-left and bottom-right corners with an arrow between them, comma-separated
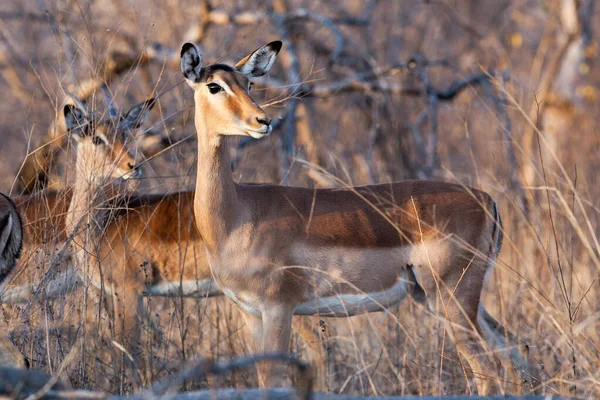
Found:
194,114 -> 238,252
66,164 -> 110,256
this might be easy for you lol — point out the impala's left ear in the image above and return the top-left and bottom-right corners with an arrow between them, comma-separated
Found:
180,43 -> 203,84
64,104 -> 90,141
235,41 -> 282,78
118,98 -> 155,134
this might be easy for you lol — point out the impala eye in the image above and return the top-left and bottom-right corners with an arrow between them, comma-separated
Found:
92,136 -> 104,146
207,83 -> 222,94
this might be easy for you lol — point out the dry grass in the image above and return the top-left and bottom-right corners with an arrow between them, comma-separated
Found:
0,0 -> 599,397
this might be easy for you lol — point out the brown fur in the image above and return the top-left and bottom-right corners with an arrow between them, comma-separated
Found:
4,189 -> 205,295
13,190 -> 71,245
91,191 -> 206,289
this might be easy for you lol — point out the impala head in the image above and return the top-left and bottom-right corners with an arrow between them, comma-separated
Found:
64,98 -> 155,183
180,40 -> 282,139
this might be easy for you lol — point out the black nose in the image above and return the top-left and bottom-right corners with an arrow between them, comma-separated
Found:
256,116 -> 271,126
128,162 -> 136,170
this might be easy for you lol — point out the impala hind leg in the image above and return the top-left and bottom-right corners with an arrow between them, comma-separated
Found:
443,293 -> 503,395
414,259 -> 501,394
104,288 -> 145,388
477,304 -> 540,392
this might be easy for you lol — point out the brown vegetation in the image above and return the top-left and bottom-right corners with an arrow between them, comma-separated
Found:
0,0 -> 598,397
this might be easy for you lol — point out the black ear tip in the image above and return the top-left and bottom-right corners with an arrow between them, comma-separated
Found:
63,104 -> 76,117
181,42 -> 196,57
146,98 -> 156,109
268,40 -> 283,53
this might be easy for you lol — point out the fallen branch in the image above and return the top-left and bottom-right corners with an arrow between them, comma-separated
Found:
0,353 -> 312,400
0,365 -> 568,400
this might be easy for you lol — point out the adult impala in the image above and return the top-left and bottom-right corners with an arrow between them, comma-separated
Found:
180,40 -> 536,394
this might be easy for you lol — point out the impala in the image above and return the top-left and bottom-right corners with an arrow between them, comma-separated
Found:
1,189 -> 218,304
180,40 -> 536,394
2,116 -> 173,303
0,192 -> 27,367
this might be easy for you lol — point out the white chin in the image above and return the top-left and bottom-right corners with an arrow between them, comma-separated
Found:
248,130 -> 268,139
118,171 -> 135,181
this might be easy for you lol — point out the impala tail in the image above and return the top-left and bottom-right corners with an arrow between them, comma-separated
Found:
491,200 -> 503,262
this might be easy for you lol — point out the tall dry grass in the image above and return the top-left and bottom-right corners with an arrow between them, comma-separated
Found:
0,0 -> 599,397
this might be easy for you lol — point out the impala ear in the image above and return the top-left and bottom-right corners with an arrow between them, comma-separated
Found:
64,104 -> 90,141
180,43 -> 203,84
235,41 -> 282,78
119,98 -> 155,134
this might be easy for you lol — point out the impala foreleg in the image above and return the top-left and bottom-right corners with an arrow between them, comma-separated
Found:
256,304 -> 294,388
103,284 -> 145,387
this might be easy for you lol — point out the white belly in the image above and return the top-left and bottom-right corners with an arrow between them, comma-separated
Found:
293,274 -> 411,317
150,279 -> 221,298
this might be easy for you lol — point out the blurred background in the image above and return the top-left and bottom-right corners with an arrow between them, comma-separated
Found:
0,0 -> 598,396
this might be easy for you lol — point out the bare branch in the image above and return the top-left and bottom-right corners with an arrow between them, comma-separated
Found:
520,0 -> 584,187
482,72 -> 529,217
271,5 -> 301,185
0,364 -> 569,400
142,353 -> 312,400
14,5 -> 361,193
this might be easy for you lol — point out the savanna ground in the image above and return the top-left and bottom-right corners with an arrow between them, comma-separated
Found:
0,0 -> 599,397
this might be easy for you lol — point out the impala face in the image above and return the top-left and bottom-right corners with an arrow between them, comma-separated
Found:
180,41 -> 282,139
64,99 -> 155,183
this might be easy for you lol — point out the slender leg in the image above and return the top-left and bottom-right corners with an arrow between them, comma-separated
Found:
478,304 -> 540,393
241,312 -> 267,386
105,286 -> 144,388
259,304 -> 294,388
81,285 -> 113,389
445,301 -> 501,395
242,312 -> 264,353
415,259 -> 501,395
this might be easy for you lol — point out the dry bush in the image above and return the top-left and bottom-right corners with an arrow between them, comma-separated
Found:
0,0 -> 599,397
